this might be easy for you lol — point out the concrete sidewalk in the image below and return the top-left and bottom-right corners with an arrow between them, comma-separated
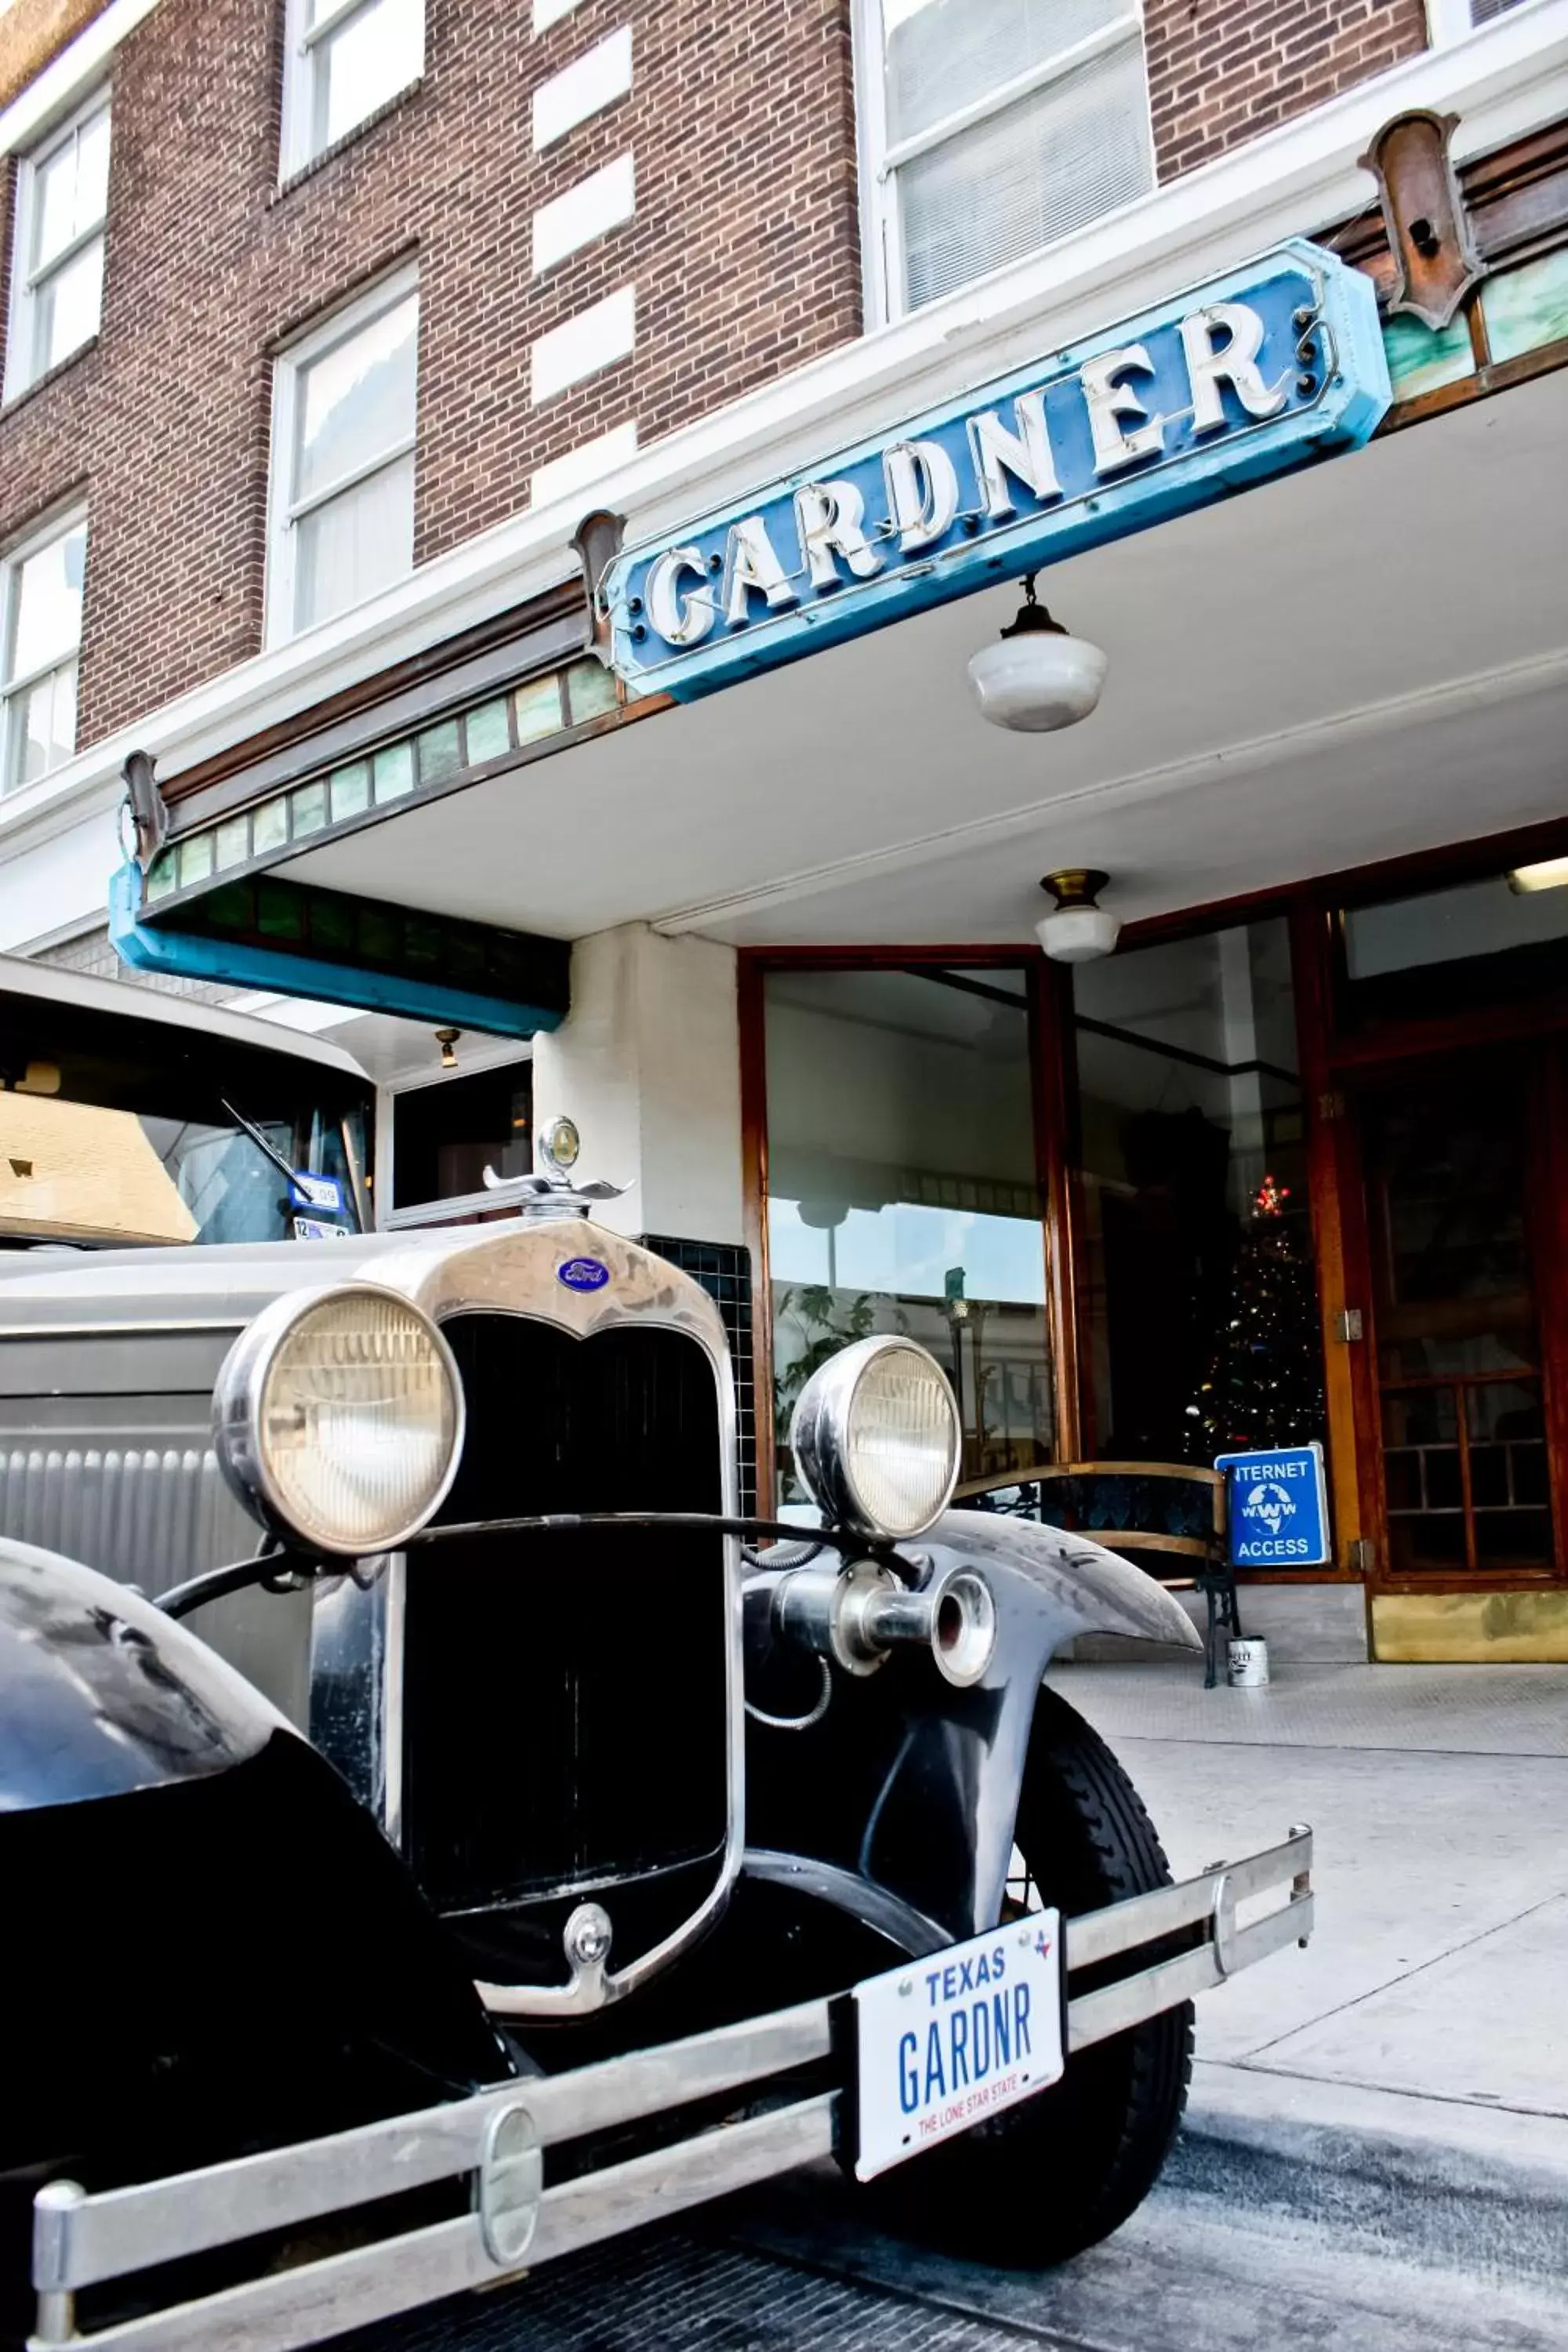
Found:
1053,1656 -> 1568,2282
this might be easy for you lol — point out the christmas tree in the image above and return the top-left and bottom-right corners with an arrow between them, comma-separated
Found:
1185,1175 -> 1325,1459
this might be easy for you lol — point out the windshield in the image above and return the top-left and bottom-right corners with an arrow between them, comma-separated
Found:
0,990 -> 371,1248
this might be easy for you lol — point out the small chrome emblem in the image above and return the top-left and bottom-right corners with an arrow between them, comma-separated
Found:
557,1256 -> 610,1292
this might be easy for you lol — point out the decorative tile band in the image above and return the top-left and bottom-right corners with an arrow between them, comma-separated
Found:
145,656 -> 619,909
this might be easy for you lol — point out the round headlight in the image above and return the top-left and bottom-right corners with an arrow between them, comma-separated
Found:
789,1336 -> 961,1541
215,1285 -> 463,1555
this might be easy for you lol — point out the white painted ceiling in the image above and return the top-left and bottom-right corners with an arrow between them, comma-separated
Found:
285,371 -> 1568,946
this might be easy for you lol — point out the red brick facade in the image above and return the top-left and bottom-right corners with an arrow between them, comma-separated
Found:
0,0 -> 861,745
1145,0 -> 1429,182
1,0 -> 1430,753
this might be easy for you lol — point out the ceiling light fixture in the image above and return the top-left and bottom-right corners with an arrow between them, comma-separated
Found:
435,1028 -> 461,1070
1036,869 -> 1120,964
1507,857 -> 1568,895
967,576 -> 1108,733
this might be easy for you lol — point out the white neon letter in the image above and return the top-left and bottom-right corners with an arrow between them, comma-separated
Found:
1180,302 -> 1290,434
644,546 -> 714,646
723,515 -> 797,626
793,479 -> 883,590
1080,344 -> 1163,475
967,390 -> 1061,521
882,440 -> 960,554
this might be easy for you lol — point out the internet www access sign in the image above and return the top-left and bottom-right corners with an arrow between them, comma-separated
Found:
1216,1443 -> 1330,1568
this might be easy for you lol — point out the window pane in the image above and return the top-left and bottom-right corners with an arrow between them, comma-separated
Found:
7,524 -> 86,683
898,38 -> 1151,310
35,235 -> 104,373
74,106 -> 111,231
32,138 -> 80,273
1072,917 -> 1323,1462
764,967 -> 1051,1504
295,294 -> 417,506
8,660 -> 78,789
314,0 -> 423,151
884,0 -> 1133,143
293,449 -> 414,631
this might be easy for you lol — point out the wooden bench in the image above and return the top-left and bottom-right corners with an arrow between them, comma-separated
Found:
953,1460 -> 1243,1688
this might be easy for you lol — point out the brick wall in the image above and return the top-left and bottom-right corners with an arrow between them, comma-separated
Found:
1145,0 -> 1429,182
0,0 -> 861,746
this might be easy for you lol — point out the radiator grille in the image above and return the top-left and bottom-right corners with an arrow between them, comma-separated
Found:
402,1316 -> 731,1966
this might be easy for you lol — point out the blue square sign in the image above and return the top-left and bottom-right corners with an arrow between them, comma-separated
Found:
1215,1443 -> 1330,1569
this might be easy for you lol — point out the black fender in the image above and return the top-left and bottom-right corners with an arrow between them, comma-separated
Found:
0,1537 -> 511,2279
742,1513 -> 1200,1953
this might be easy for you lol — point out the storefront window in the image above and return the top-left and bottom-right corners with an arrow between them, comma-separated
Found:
1339,869 -> 1568,1029
764,967 -> 1051,1504
1071,918 -> 1325,1465
391,1061 -> 532,1210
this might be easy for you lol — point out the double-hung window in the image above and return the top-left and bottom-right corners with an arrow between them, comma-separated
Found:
4,93 -> 111,400
267,270 -> 419,644
281,0 -> 424,177
0,511 -> 87,795
858,0 -> 1153,319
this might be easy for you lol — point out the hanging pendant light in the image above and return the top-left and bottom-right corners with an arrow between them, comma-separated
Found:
967,576 -> 1108,733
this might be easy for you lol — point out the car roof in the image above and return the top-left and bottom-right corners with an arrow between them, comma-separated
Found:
0,953 -> 370,1082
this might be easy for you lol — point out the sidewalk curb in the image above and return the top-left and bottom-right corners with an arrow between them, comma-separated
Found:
1170,2059 -> 1568,2284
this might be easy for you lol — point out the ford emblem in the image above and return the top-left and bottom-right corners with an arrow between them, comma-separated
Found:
557,1257 -> 610,1293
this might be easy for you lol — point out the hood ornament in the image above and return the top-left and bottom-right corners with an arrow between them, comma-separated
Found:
481,1115 -> 626,1220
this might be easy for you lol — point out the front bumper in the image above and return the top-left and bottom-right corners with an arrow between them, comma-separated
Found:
28,1827 -> 1313,2352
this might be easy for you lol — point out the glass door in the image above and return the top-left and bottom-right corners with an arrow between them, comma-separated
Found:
1359,1054 -> 1559,1578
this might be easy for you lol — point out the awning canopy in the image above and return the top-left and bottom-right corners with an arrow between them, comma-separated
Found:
270,368 -> 1564,946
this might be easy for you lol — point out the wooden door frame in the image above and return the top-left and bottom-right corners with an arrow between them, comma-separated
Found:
1331,1033 -> 1568,1595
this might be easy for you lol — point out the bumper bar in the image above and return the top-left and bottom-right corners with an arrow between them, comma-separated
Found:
30,1826 -> 1313,2352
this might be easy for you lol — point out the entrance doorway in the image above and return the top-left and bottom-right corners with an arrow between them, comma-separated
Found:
1352,1049 -> 1567,1587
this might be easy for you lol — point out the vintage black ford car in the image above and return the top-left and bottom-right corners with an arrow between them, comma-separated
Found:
0,1127 -> 1313,2352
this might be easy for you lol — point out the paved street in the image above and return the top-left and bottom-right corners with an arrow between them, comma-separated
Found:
342,1660 -> 1568,2352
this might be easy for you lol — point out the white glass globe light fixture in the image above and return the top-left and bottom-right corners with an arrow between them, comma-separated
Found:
967,576 -> 1108,733
1035,869 -> 1120,964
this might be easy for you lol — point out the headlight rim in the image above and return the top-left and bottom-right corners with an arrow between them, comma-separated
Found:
789,1333 -> 961,1543
213,1280 -> 466,1558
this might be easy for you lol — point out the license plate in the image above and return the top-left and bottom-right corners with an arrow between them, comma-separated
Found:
851,1913 -> 1065,2180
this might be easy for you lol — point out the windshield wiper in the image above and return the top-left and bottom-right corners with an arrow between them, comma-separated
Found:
220,1098 -> 297,1189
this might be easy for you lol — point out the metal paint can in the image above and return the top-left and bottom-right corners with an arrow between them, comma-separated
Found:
1228,1638 -> 1270,1688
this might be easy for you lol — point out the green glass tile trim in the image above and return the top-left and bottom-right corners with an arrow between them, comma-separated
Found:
1383,309 -> 1472,402
144,653 -> 627,911
290,779 -> 328,837
177,833 -> 215,887
215,814 -> 250,869
330,759 -> 371,820
416,717 -> 463,784
566,659 -> 618,723
374,739 -> 415,801
514,673 -> 565,744
1484,249 -> 1568,366
253,799 -> 289,855
465,695 -> 511,764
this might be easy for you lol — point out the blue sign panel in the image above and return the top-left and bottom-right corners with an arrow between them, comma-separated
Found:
605,241 -> 1388,702
1216,1443 -> 1330,1569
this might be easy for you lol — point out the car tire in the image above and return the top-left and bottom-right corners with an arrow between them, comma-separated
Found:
868,1683 -> 1193,2267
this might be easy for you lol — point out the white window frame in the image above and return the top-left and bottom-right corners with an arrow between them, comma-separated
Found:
279,0 -> 425,181
0,503 -> 89,797
3,85 -> 111,402
851,0 -> 1152,327
265,263 -> 419,649
1426,0 -> 1525,40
